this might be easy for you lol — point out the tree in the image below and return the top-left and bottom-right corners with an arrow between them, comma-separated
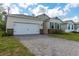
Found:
0,4 -> 6,31
0,13 -> 4,31
0,3 -> 4,13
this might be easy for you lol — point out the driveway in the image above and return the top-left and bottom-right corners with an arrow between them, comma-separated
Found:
16,35 -> 79,56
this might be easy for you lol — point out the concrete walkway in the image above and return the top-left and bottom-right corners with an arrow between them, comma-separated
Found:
16,35 -> 79,56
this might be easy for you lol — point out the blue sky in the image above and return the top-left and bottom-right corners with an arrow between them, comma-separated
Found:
4,3 -> 79,22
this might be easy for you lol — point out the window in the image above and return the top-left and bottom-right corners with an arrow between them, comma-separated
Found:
55,23 -> 59,29
57,23 -> 59,29
50,22 -> 60,29
72,25 -> 73,29
68,24 -> 70,30
50,22 -> 54,29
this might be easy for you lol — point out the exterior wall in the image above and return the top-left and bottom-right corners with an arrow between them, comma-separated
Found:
61,24 -> 67,31
62,22 -> 75,32
76,24 -> 79,32
48,18 -> 62,29
6,16 -> 43,29
50,19 -> 62,23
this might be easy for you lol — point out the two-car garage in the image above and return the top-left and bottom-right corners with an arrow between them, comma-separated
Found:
6,14 -> 44,35
13,23 -> 40,35
6,14 -> 49,35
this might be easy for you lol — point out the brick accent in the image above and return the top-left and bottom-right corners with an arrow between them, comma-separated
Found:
48,29 -> 63,34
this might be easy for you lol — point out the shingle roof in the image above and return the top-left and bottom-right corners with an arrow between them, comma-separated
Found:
8,14 -> 50,21
63,20 -> 74,23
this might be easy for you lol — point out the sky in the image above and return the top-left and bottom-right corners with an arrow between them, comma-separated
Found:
3,3 -> 79,22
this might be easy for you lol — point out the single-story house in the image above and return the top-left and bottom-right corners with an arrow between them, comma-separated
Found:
5,13 -> 79,35
5,14 -> 63,35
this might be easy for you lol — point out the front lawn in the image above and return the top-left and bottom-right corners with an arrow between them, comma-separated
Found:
0,33 -> 34,56
49,32 -> 79,42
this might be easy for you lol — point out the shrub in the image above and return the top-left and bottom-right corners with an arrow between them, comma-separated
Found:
7,29 -> 13,36
71,31 -> 79,33
0,29 -> 13,37
1,31 -> 7,37
48,29 -> 63,34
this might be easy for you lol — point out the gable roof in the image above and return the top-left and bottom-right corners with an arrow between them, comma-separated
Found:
8,14 -> 49,21
74,22 -> 79,24
63,20 -> 75,24
50,16 -> 63,23
36,14 -> 50,21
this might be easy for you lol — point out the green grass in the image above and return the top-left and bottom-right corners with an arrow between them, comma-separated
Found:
0,31 -> 34,56
49,32 -> 79,42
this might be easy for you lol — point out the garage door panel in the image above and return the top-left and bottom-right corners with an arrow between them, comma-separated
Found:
13,23 -> 40,35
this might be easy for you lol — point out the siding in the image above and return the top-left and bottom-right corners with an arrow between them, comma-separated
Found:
61,24 -> 67,31
48,18 -> 62,29
6,16 -> 43,29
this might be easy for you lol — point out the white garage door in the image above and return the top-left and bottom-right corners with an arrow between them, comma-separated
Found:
13,23 -> 40,35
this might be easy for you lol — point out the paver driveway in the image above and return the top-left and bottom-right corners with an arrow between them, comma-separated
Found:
16,35 -> 79,56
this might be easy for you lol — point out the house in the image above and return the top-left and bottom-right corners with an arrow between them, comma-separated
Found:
6,14 -> 62,35
5,13 -> 79,35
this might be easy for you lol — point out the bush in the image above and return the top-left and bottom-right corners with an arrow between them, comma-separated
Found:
71,31 -> 79,33
0,31 -> 4,36
48,29 -> 63,34
1,31 -> 7,37
7,29 -> 13,36
0,29 -> 13,37
2,32 -> 13,37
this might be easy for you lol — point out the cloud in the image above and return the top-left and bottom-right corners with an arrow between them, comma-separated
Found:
4,3 -> 38,14
63,3 -> 79,13
47,7 -> 66,18
19,3 -> 38,8
19,3 -> 31,8
5,5 -> 20,14
4,3 -> 21,14
63,16 -> 79,22
30,5 -> 48,16
69,3 -> 79,8
3,3 -> 11,7
23,13 -> 29,15
10,7 -> 20,14
3,3 -> 79,21
72,16 -> 79,22
63,4 -> 70,13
